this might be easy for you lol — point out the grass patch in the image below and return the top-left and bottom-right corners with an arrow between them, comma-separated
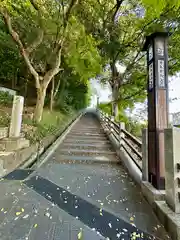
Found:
23,109 -> 76,144
0,91 -> 13,127
0,102 -> 76,144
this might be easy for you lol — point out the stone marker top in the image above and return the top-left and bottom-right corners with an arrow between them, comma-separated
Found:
9,95 -> 24,138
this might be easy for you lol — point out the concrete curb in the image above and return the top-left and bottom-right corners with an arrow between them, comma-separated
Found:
20,146 -> 45,169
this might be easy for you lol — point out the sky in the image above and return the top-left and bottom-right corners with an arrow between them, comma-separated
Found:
169,75 -> 180,114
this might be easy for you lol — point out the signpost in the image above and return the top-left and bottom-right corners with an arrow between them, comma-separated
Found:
143,32 -> 169,190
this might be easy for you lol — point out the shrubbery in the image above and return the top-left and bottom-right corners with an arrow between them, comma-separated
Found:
0,91 -> 13,106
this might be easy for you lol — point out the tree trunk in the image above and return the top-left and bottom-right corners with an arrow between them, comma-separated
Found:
112,87 -> 119,118
34,86 -> 46,123
50,78 -> 55,112
114,102 -> 119,118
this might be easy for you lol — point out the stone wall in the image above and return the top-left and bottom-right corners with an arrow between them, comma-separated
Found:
0,131 -> 60,176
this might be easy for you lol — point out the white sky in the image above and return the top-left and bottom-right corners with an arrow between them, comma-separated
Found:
169,75 -> 180,114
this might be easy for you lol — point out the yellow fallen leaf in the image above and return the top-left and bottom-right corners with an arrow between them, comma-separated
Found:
1,208 -> 4,212
16,212 -> 22,216
130,217 -> 134,221
21,208 -> 24,212
78,228 -> 83,240
34,223 -> 38,228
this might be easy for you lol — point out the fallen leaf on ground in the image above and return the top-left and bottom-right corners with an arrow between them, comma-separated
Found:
16,212 -> 22,216
77,228 -> 83,240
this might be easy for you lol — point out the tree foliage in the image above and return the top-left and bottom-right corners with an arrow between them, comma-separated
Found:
0,0 -> 102,121
1,0 -> 180,123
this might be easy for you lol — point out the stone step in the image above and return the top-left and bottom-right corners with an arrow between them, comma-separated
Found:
58,148 -> 116,156
53,154 -> 119,164
70,130 -> 104,134
63,139 -> 109,144
72,126 -> 101,130
67,133 -> 104,137
60,143 -> 112,150
65,135 -> 107,140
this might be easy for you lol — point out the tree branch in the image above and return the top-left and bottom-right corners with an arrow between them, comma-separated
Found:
43,43 -> 64,86
116,86 -> 146,102
44,0 -> 79,85
54,75 -> 62,98
26,30 -> 44,54
0,8 -> 40,89
112,0 -> 124,22
26,0 -> 44,54
123,50 -> 146,77
64,0 -> 79,28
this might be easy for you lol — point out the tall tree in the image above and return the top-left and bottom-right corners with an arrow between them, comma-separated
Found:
80,0 -> 180,118
0,0 -> 79,122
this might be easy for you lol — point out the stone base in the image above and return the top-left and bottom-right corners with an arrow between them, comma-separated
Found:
155,201 -> 180,240
141,181 -> 165,208
0,137 -> 30,151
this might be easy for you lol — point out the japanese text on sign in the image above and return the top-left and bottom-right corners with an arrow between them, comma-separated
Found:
158,60 -> 165,88
156,40 -> 164,56
148,45 -> 153,61
149,63 -> 153,90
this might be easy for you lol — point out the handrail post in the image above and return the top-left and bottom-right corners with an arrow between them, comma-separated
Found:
142,128 -> 148,181
108,115 -> 111,133
110,116 -> 114,135
99,111 -> 102,121
102,112 -> 104,124
119,122 -> 125,148
105,113 -> 108,131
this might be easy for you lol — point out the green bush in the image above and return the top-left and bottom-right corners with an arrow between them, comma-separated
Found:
0,110 -> 10,127
126,119 -> 147,138
22,109 -> 76,143
0,91 -> 13,106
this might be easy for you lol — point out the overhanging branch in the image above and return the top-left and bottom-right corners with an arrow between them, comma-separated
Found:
44,0 -> 79,84
112,0 -> 124,22
0,8 -> 40,89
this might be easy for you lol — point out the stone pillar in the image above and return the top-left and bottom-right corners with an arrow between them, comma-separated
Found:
142,128 -> 148,181
164,127 -> 180,213
9,96 -> 24,138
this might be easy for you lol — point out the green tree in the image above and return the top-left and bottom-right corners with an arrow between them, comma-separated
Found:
0,0 -> 79,122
